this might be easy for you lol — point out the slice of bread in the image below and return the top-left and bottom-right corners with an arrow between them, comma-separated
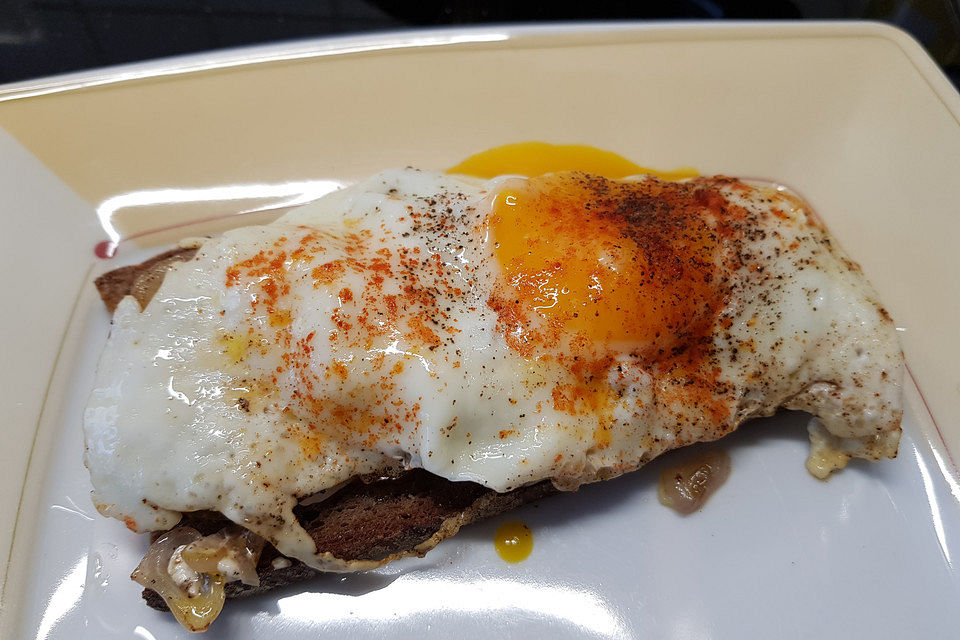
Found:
95,249 -> 556,612
95,247 -> 198,313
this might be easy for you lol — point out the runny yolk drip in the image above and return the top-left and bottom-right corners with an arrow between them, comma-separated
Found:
447,141 -> 699,181
488,172 -> 725,358
494,520 -> 533,563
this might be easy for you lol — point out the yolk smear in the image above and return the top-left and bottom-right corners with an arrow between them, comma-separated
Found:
219,331 -> 250,362
494,520 -> 533,563
489,172 -> 721,353
447,141 -> 698,181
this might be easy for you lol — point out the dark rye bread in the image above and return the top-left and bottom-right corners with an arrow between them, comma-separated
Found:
143,472 -> 554,610
94,248 -> 557,612
95,246 -> 199,313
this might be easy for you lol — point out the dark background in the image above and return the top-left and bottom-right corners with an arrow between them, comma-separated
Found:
1,0 -> 958,88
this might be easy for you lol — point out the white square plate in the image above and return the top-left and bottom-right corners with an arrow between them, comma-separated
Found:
2,22 -> 960,639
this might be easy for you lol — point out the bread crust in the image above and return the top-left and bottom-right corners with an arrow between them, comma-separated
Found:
95,247 -> 197,313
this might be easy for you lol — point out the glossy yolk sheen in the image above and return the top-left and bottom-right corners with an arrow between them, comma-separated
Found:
447,141 -> 698,181
489,172 -> 722,357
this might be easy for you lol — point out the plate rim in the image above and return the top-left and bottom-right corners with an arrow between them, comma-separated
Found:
0,20 -> 957,112
3,19 -> 960,637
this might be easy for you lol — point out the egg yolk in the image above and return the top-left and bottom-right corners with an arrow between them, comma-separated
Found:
447,141 -> 698,181
494,520 -> 533,563
488,172 -> 723,356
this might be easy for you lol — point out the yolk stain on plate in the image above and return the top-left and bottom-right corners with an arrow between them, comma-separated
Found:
446,141 -> 698,181
494,520 -> 533,563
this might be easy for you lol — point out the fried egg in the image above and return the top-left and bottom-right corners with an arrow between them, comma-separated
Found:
84,157 -> 902,571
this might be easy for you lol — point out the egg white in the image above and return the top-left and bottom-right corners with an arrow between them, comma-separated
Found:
84,169 -> 902,570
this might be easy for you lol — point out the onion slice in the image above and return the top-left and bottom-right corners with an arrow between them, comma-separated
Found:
131,527 -> 226,632
181,526 -> 266,587
657,450 -> 731,514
